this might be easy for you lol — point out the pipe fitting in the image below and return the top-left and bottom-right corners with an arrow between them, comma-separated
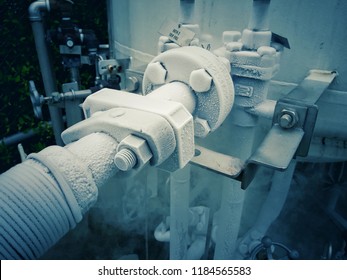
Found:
28,0 -> 50,21
194,117 -> 211,138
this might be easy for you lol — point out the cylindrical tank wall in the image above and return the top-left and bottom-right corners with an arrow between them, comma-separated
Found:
109,0 -> 347,91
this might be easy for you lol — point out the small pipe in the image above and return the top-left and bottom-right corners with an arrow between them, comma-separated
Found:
28,0 -> 50,21
0,132 -> 119,259
147,82 -> 196,114
179,0 -> 195,24
1,122 -> 53,146
170,164 -> 190,260
1,130 -> 37,146
29,0 -> 65,145
236,160 -> 297,258
248,0 -> 271,31
63,89 -> 92,100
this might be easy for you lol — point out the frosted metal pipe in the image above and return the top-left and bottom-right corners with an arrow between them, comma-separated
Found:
179,0 -> 195,24
29,0 -> 65,145
147,82 -> 196,114
170,164 -> 191,259
149,81 -> 195,258
252,160 -> 296,235
70,67 -> 81,88
236,160 -> 297,258
0,132 -> 119,259
213,125 -> 255,259
248,0 -> 271,31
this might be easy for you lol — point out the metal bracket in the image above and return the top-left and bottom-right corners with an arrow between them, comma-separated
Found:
190,145 -> 244,180
189,71 -> 337,189
245,70 -> 337,184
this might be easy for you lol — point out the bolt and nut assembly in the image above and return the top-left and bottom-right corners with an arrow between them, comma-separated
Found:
278,109 -> 298,129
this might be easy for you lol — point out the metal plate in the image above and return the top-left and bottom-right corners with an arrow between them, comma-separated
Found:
190,145 -> 244,179
248,124 -> 304,170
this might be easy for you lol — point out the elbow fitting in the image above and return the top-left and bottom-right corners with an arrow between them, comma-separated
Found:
28,0 -> 50,21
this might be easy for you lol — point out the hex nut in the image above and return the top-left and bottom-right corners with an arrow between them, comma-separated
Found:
226,41 -> 243,52
189,69 -> 213,93
116,134 -> 153,171
278,109 -> 298,129
145,62 -> 167,85
194,118 -> 211,138
223,31 -> 241,45
257,46 -> 276,56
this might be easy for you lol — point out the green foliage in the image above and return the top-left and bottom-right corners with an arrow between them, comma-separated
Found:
0,0 -> 107,173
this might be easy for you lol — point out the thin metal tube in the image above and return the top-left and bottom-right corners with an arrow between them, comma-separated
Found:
29,1 -> 65,145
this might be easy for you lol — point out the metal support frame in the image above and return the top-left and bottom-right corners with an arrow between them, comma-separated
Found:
190,70 -> 337,189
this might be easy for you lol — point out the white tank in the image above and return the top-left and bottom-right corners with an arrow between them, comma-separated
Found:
108,0 -> 347,91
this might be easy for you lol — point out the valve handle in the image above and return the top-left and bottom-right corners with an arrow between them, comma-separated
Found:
250,236 -> 299,260
29,80 -> 44,119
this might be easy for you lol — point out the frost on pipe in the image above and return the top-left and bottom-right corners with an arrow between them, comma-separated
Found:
0,133 -> 118,259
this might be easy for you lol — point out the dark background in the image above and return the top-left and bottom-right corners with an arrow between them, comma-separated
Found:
0,0 -> 108,172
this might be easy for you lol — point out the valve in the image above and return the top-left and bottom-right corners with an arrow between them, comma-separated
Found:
29,80 -> 45,119
28,80 -> 92,119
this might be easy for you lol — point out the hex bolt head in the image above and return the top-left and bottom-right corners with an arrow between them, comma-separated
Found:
194,118 -> 211,138
145,62 -> 167,85
189,69 -> 212,93
223,31 -> 241,45
257,46 -> 276,56
114,148 -> 137,171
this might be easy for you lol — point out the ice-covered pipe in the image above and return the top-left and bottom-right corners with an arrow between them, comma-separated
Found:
29,0 -> 65,145
242,0 -> 272,50
236,160 -> 297,258
0,132 -> 119,259
214,0 -> 278,259
147,82 -> 196,114
213,125 -> 255,259
170,164 -> 190,260
179,0 -> 195,24
248,0 -> 271,31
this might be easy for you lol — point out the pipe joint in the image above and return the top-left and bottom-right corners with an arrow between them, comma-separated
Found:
29,0 -> 50,21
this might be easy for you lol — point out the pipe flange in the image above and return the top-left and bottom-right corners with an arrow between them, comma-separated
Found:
142,46 -> 234,133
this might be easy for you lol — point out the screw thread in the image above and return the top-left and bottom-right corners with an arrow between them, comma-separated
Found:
114,149 -> 137,171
